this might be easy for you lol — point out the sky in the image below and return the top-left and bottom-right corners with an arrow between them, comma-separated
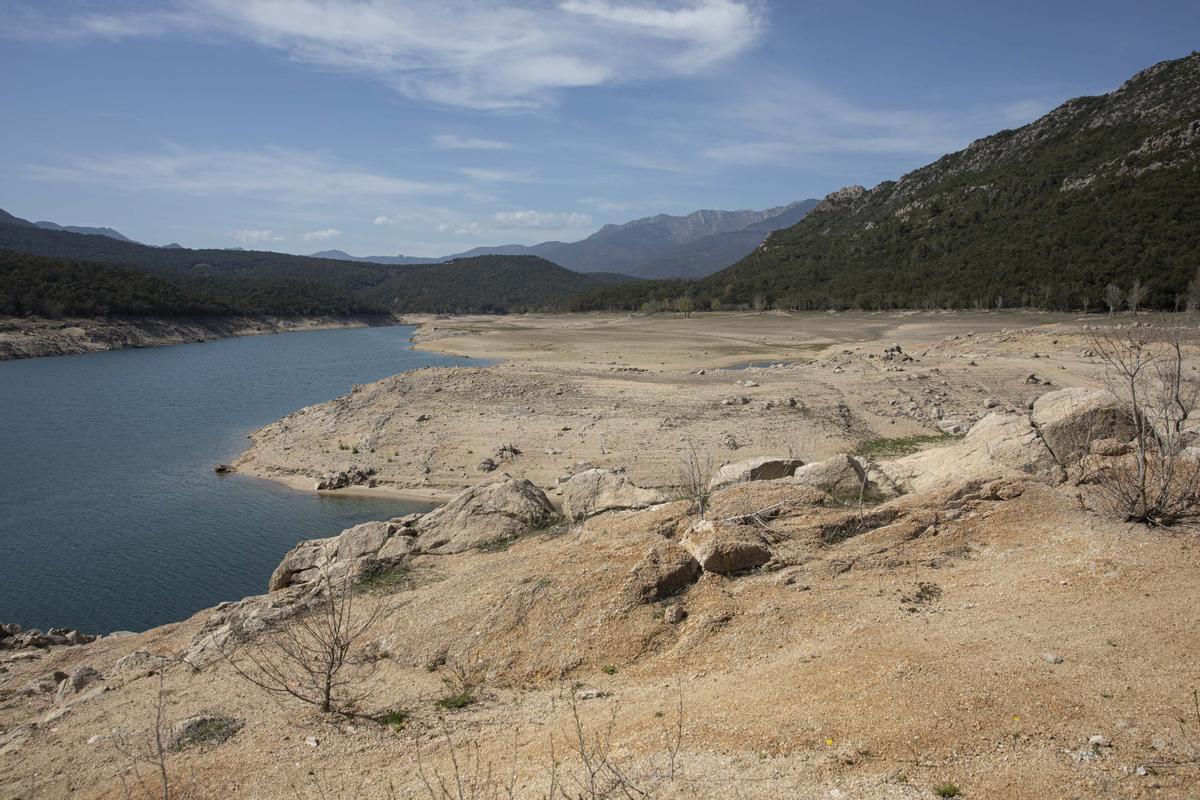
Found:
1,1 -> 1197,256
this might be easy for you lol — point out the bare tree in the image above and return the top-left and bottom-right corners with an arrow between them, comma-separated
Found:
1105,283 -> 1124,316
1088,324 -> 1200,525
675,439 -> 715,519
1188,268 -> 1200,314
221,572 -> 383,714
111,657 -> 194,800
1128,279 -> 1149,315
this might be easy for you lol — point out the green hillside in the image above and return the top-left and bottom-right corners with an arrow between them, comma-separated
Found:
570,52 -> 1200,312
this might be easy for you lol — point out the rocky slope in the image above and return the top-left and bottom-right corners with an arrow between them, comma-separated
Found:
2,387 -> 1198,798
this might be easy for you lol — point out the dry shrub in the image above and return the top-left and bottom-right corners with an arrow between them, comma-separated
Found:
1089,323 -> 1200,525
220,571 -> 383,714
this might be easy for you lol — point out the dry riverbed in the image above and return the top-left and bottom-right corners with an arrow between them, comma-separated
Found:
234,310 -> 1097,502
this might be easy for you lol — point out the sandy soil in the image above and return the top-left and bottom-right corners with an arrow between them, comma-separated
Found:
4,310 -> 1198,800
234,310 -> 1096,502
0,314 -> 405,361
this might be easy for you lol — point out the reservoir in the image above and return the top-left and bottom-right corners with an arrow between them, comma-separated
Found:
0,324 -> 467,633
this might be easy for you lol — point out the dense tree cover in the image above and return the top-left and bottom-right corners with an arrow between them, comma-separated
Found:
0,224 -> 623,316
0,250 -> 385,317
0,250 -> 237,317
565,53 -> 1200,313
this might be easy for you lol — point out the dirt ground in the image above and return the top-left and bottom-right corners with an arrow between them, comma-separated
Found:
234,310 -> 1098,502
3,310 -> 1199,800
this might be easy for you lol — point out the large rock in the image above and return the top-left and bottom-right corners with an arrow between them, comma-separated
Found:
55,666 -> 102,701
680,522 -> 773,575
782,454 -> 867,495
880,412 -> 1061,493
709,457 -> 804,491
561,469 -> 670,521
415,476 -> 556,554
620,541 -> 701,604
1032,387 -> 1133,462
269,520 -> 415,591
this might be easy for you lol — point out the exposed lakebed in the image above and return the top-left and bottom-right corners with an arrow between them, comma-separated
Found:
0,324 -> 469,633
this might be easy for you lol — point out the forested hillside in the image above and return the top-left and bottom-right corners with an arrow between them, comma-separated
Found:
569,52 -> 1200,312
0,218 -> 625,316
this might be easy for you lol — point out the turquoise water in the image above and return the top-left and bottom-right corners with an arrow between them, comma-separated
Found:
0,325 -> 469,633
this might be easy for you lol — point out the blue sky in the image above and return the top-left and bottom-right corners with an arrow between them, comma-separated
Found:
1,1 -> 1196,256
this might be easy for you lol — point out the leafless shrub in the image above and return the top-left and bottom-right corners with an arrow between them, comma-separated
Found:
417,720 -> 522,800
1105,283 -> 1124,316
220,571 -> 383,714
436,654 -> 487,710
1088,323 -> 1200,525
1128,279 -> 1149,315
675,439 -> 715,519
112,658 -> 197,800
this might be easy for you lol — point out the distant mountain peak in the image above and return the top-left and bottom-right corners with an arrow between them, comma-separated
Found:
34,220 -> 138,243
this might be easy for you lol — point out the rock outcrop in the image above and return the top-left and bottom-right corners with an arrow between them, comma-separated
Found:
881,412 -> 1061,493
681,522 -> 773,575
709,457 -> 805,491
620,541 -> 701,604
561,468 -> 670,521
1031,387 -> 1133,462
780,454 -> 868,495
414,476 -> 555,554
269,476 -> 556,590
0,623 -> 97,651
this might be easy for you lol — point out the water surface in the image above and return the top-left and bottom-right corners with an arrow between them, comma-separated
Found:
0,325 -> 469,633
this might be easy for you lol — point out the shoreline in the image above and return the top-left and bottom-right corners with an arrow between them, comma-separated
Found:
0,312 -> 407,361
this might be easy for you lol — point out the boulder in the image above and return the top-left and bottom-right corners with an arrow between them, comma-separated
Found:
335,521 -> 393,560
620,541 -> 701,604
314,465 -> 375,491
709,457 -> 804,491
681,522 -> 773,575
1032,388 -> 1133,462
170,713 -> 244,750
55,666 -> 102,701
880,412 -> 1060,493
561,469 -> 670,520
782,454 -> 867,495
415,476 -> 555,554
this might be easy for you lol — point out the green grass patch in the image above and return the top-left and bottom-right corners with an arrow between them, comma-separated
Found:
372,709 -> 409,732
353,564 -> 412,595
935,782 -> 961,798
436,692 -> 476,711
601,664 -> 618,675
853,433 -> 961,459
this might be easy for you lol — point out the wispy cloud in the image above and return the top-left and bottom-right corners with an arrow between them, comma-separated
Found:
490,210 -> 592,230
433,134 -> 512,151
26,145 -> 454,202
233,229 -> 285,246
11,1 -> 766,110
457,167 -> 536,183
301,227 -> 342,242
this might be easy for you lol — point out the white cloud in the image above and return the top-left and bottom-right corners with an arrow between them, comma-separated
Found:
433,134 -> 512,151
233,229 -> 285,246
457,167 -> 534,183
26,145 -> 454,202
373,215 -> 393,225
491,210 -> 593,230
302,227 -> 342,242
13,1 -> 765,109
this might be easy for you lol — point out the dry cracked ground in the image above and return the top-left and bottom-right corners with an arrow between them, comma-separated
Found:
2,311 -> 1199,800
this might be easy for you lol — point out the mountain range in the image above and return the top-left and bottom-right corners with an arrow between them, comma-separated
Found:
309,200 -> 818,279
576,51 -> 1200,312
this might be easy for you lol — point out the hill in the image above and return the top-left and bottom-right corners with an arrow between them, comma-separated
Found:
707,52 -> 1200,311
0,218 -> 623,315
570,52 -> 1200,312
35,220 -> 138,243
314,202 -> 816,278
